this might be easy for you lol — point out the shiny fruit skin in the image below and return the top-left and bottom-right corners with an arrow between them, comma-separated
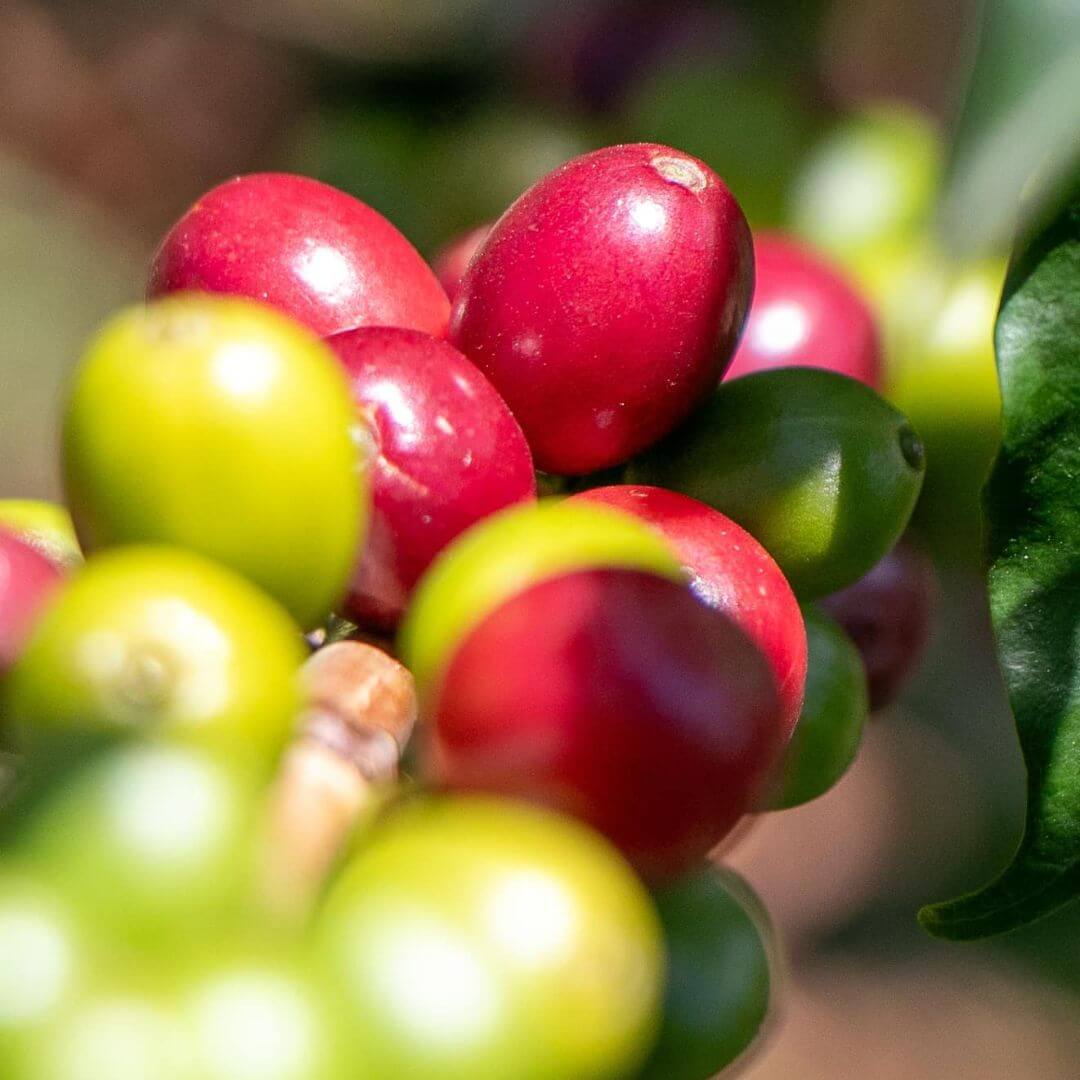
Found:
326,327 -> 536,630
451,143 -> 753,474
178,946 -> 346,1080
5,546 -> 305,764
0,502 -> 81,570
148,172 -> 450,339
763,607 -> 868,810
8,979 -> 192,1080
398,499 -> 682,700
15,744 -> 264,948
819,536 -> 936,711
571,485 -> 806,738
317,795 -> 664,1080
0,868 -> 86,1042
0,532 -> 62,674
428,569 -> 785,879
431,224 -> 493,304
628,368 -> 925,598
638,867 -> 772,1080
724,233 -> 882,388
62,294 -> 364,628
788,102 -> 942,263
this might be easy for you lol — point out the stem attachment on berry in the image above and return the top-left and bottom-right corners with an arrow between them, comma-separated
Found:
260,640 -> 417,920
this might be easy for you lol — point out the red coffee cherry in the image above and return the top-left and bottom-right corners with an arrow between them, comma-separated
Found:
451,143 -> 753,474
149,173 -> 450,339
326,327 -> 535,629
725,233 -> 882,388
573,485 -> 806,736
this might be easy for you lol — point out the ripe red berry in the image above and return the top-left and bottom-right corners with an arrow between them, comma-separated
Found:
326,327 -> 536,629
724,233 -> 882,388
573,485 -> 806,736
819,536 -> 936,711
451,144 -> 753,474
431,224 -> 493,304
0,530 -> 62,673
427,568 -> 784,879
148,173 -> 450,339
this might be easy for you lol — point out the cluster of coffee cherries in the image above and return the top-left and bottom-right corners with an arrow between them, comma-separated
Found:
0,142 -> 934,1079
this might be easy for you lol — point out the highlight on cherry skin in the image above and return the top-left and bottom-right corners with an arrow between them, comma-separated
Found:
325,326 -> 536,631
451,142 -> 754,475
724,232 -> 883,388
426,567 -> 786,880
571,484 -> 807,738
148,172 -> 451,340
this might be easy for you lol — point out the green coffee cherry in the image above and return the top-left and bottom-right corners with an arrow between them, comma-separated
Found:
638,866 -> 773,1080
763,607 -> 868,810
318,796 -> 665,1080
5,546 -> 305,765
62,294 -> 366,628
14,744 -> 264,949
788,101 -> 942,263
628,368 -> 925,598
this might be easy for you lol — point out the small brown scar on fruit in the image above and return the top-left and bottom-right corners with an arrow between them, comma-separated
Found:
651,154 -> 708,194
259,640 -> 417,921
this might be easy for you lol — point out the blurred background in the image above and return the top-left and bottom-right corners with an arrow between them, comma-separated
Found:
2,0 -> 1079,1075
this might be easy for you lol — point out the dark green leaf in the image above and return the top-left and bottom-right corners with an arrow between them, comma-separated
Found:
920,190 -> 1080,939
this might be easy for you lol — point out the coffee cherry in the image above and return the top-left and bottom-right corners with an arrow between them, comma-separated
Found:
317,796 -> 664,1079
724,233 -> 882,388
0,503 -> 81,570
428,569 -> 784,878
638,867 -> 773,1079
62,294 -> 365,627
15,744 -> 263,948
451,143 -> 753,474
179,949 -> 345,1080
5,547 -> 305,764
398,498 -> 681,698
0,869 -> 85,1041
819,537 -> 936,711
763,607 -> 868,810
629,368 -> 925,597
788,102 -> 942,263
572,485 -> 807,737
325,327 -> 535,629
9,980 -> 190,1080
431,224 -> 492,304
0,532 -> 62,675
148,173 -> 450,339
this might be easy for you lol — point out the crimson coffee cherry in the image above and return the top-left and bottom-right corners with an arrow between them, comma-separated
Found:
819,536 -> 936,711
724,233 -> 883,388
148,173 -> 450,339
572,485 -> 806,737
0,531 -> 62,674
326,327 -> 536,629
428,569 -> 784,879
431,223 -> 493,304
451,143 -> 753,474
